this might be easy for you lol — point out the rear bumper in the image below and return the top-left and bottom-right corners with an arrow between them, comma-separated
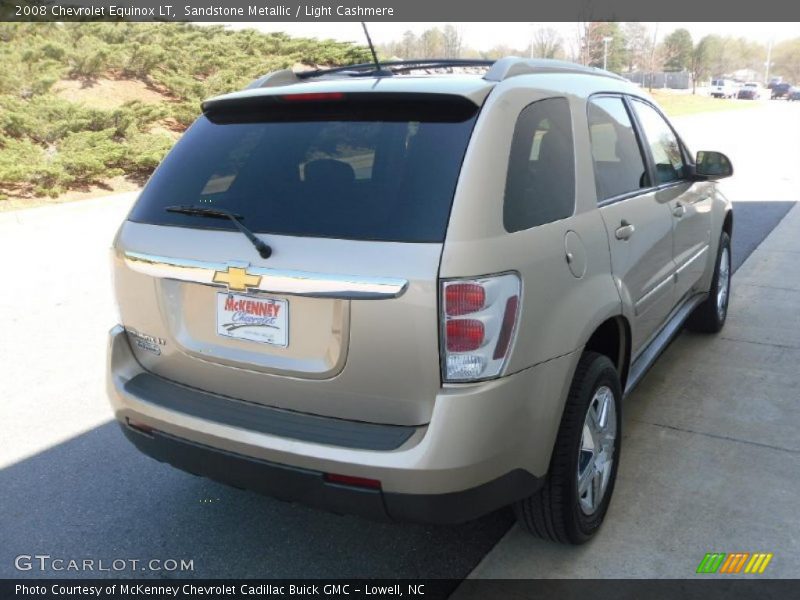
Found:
121,423 -> 540,523
108,325 -> 576,522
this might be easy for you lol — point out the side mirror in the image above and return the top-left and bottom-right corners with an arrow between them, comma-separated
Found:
693,151 -> 733,180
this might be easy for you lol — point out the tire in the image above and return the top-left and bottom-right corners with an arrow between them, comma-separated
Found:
514,352 -> 622,544
686,231 -> 731,334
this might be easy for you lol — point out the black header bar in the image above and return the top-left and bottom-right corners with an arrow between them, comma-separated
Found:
2,0 -> 800,22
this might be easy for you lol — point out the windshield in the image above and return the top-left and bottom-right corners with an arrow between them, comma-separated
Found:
128,97 -> 479,243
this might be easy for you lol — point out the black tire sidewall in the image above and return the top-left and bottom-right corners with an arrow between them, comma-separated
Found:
713,232 -> 732,325
562,354 -> 623,543
686,230 -> 732,334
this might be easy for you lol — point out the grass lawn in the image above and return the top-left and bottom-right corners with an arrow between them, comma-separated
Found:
649,89 -> 761,117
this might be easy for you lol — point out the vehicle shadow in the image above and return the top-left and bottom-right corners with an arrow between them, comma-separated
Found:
0,421 -> 512,580
2,200 -> 791,582
729,201 -> 795,271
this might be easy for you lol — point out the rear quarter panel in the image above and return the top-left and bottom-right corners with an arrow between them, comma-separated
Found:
441,74 -> 625,373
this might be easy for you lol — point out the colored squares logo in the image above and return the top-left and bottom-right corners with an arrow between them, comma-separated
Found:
696,552 -> 773,574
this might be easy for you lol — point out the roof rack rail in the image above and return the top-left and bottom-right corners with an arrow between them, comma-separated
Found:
245,57 -> 624,89
484,57 -> 626,82
297,59 -> 495,79
246,59 -> 494,88
246,69 -> 303,89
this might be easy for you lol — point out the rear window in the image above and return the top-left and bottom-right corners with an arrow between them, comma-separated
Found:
128,95 -> 479,243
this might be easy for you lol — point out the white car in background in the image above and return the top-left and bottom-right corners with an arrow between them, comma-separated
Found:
710,79 -> 739,99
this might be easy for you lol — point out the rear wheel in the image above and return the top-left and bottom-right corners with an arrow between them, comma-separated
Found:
514,352 -> 622,544
686,231 -> 731,333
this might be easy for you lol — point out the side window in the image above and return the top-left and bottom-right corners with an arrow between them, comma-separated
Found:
587,96 -> 649,202
630,100 -> 685,184
504,97 -> 575,232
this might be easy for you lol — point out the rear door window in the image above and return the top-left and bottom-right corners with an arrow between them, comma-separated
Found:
587,96 -> 650,202
128,95 -> 478,243
503,97 -> 575,232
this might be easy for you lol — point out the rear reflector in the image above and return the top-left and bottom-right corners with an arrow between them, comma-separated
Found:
126,418 -> 154,435
493,296 -> 519,359
446,319 -> 485,352
324,473 -> 382,490
280,92 -> 345,102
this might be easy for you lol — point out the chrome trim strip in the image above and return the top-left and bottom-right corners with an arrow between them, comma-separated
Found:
633,245 -> 708,315
675,244 -> 709,276
634,272 -> 674,316
123,251 -> 408,300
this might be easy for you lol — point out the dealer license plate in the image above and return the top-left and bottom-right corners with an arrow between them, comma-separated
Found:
216,292 -> 288,347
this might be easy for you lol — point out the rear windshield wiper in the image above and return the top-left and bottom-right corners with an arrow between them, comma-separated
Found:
165,205 -> 272,259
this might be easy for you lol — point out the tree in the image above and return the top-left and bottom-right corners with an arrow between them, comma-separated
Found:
399,30 -> 417,59
622,22 -> 652,72
705,36 -> 750,78
441,25 -> 462,59
690,35 -> 717,94
419,28 -> 445,58
644,23 -> 663,91
579,22 -> 627,73
662,28 -> 693,71
773,37 -> 800,82
481,44 -> 519,60
529,27 -> 563,59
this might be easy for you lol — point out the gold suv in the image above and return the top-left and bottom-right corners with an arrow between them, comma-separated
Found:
108,58 -> 733,543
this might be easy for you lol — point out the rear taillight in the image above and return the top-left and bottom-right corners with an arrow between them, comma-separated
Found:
445,283 -> 485,315
441,273 -> 521,382
446,319 -> 484,352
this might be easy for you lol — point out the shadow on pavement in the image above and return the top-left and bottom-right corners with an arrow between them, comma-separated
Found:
729,201 -> 795,271
0,422 -> 512,580
1,200 -> 792,582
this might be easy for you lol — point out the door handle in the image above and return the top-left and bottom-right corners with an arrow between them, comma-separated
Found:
673,202 -> 687,218
615,220 -> 635,241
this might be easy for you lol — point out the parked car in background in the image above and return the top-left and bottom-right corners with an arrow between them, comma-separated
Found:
710,78 -> 739,99
737,82 -> 764,100
789,87 -> 800,101
771,82 -> 793,99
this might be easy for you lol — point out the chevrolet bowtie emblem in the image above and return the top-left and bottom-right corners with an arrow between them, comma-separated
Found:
213,266 -> 262,292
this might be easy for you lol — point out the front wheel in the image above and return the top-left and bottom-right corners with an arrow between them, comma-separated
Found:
686,231 -> 731,333
514,352 -> 622,544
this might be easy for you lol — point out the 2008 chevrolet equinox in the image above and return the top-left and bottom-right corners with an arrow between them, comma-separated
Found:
108,57 -> 734,544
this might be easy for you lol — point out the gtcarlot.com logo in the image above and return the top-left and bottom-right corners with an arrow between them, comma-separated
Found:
14,554 -> 194,573
696,552 -> 773,574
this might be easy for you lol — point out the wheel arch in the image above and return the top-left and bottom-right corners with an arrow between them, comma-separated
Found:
723,208 -> 733,238
582,315 -> 631,390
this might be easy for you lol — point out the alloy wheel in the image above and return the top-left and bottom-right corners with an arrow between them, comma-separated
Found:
577,385 -> 617,515
717,246 -> 731,320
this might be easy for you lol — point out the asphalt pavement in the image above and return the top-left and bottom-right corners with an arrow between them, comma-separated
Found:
0,101 -> 797,582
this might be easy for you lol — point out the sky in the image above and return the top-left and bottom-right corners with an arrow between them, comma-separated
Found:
212,22 -> 800,50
